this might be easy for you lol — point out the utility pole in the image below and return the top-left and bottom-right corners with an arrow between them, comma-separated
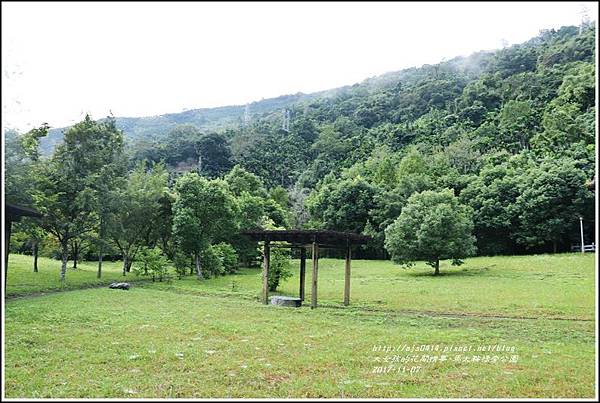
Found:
282,108 -> 290,132
579,5 -> 590,35
579,216 -> 585,253
244,103 -> 251,126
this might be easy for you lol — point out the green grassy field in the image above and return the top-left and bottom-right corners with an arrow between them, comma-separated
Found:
5,254 -> 145,297
4,253 -> 597,398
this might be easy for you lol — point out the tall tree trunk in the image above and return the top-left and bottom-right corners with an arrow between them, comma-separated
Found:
33,241 -> 39,273
126,258 -> 133,273
60,241 -> 68,282
553,241 -> 557,254
97,250 -> 103,279
122,254 -> 128,276
97,218 -> 104,278
71,240 -> 79,269
195,253 -> 203,280
434,259 -> 440,276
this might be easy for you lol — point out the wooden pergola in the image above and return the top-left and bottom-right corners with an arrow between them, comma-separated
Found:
242,230 -> 371,309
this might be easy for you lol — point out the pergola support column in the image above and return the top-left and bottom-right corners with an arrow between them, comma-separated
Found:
262,241 -> 270,304
311,242 -> 319,309
4,217 -> 12,293
344,244 -> 351,306
299,247 -> 306,301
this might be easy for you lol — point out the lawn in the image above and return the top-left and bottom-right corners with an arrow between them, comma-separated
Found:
3,253 -> 597,398
5,254 -> 145,297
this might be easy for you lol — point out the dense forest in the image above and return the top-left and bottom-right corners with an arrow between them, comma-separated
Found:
5,24 -> 596,279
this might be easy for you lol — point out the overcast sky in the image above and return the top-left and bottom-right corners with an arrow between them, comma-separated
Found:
2,1 -> 597,132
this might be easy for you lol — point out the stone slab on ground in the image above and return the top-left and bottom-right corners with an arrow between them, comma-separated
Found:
109,282 -> 130,290
270,296 -> 302,307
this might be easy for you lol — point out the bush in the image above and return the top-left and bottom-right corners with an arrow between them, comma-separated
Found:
134,247 -> 171,282
173,251 -> 191,279
268,248 -> 293,292
200,245 -> 224,277
213,242 -> 239,274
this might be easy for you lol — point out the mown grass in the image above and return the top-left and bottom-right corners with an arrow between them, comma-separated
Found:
6,254 -> 145,297
4,253 -> 597,398
150,253 -> 596,320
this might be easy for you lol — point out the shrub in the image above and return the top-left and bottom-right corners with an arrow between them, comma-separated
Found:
268,248 -> 293,291
213,242 -> 239,274
134,247 -> 171,282
173,251 -> 191,279
200,245 -> 225,277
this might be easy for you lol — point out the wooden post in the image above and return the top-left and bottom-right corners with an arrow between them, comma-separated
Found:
4,216 -> 12,293
580,216 -> 585,253
262,241 -> 270,304
299,247 -> 306,301
311,242 -> 319,309
344,244 -> 351,306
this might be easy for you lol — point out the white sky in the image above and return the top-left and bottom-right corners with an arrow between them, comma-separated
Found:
2,1 -> 598,132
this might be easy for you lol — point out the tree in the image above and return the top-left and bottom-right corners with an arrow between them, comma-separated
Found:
107,161 -> 168,275
13,219 -> 47,272
498,100 -> 538,152
4,125 -> 50,272
384,189 -> 476,275
459,162 -> 521,255
92,118 -> 126,278
307,176 -> 375,233
224,165 -> 268,198
195,132 -> 233,178
35,116 -> 123,281
532,62 -> 595,153
162,124 -> 203,166
513,158 -> 594,252
172,173 -> 238,279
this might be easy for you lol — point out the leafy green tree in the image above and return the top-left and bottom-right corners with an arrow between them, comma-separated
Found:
172,173 -> 238,279
269,186 -> 290,209
230,191 -> 267,266
307,176 -> 375,233
224,165 -> 268,198
163,124 -> 203,166
384,189 -> 476,275
35,116 -> 123,281
513,158 -> 594,252
107,161 -> 168,275
93,118 -> 126,278
498,100 -> 538,152
532,62 -> 595,153
4,125 -> 49,272
460,162 -> 521,255
196,132 -> 233,178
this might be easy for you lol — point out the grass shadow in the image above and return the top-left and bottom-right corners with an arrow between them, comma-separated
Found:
406,265 -> 496,277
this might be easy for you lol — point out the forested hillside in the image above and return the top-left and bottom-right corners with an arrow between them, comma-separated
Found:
6,24 -> 596,265
135,25 -> 596,255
